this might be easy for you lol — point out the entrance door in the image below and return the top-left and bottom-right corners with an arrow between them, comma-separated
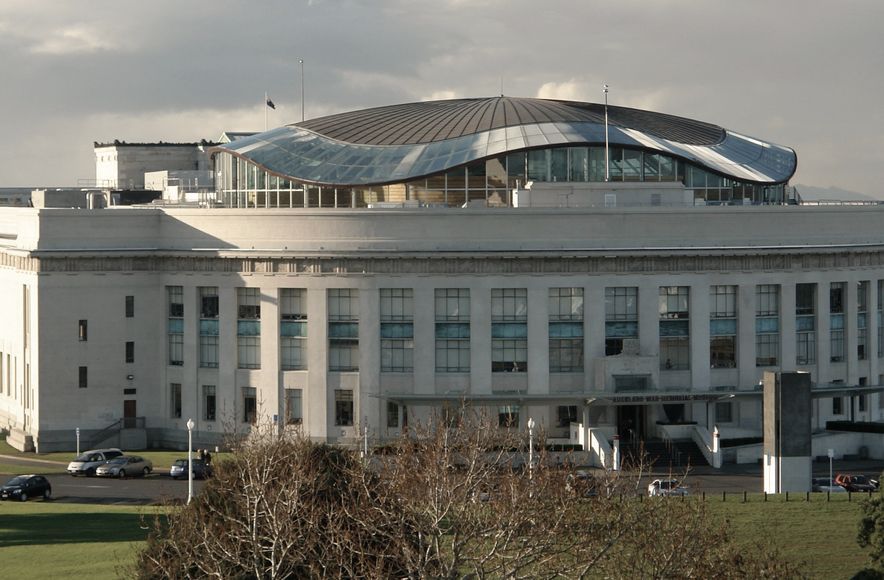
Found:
617,405 -> 646,443
123,400 -> 137,428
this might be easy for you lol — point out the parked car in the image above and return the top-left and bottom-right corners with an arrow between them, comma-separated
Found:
566,470 -> 601,498
66,448 -> 124,476
811,477 -> 847,493
834,473 -> 877,492
1,474 -> 52,501
95,455 -> 153,478
170,458 -> 213,480
648,478 -> 688,497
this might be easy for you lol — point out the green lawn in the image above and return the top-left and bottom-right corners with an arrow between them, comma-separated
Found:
705,493 -> 871,579
0,502 -> 160,579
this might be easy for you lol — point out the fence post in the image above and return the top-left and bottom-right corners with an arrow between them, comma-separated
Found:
722,491 -> 726,502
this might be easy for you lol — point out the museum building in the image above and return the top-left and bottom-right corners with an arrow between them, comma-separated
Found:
0,96 -> 881,460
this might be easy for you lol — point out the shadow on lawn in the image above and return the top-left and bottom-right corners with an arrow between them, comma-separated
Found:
0,511 -> 155,547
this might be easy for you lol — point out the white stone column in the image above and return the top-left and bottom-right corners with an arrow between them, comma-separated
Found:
691,282 -> 710,392
305,288 -> 328,440
259,287 -> 280,428
638,281 -> 659,361
527,287 -> 548,395
218,286 -> 239,428
413,286 -> 435,396
846,279 -> 859,386
471,287 -> 491,395
737,283 -> 757,390
584,280 -> 606,391
779,282 -> 797,372
817,280 -> 831,381
359,288 -> 380,437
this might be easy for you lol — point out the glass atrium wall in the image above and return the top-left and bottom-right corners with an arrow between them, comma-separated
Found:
215,145 -> 785,209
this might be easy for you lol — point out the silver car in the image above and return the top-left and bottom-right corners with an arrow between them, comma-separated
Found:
648,478 -> 689,497
95,455 -> 153,478
66,448 -> 124,476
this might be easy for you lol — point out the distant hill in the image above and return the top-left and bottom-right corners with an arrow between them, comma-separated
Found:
794,184 -> 881,202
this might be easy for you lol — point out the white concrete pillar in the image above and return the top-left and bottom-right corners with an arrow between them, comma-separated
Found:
260,287 -> 280,427
584,280 -> 606,389
359,288 -> 380,437
780,282 -> 797,372
737,283 -> 757,389
305,288 -> 328,440
527,287 -> 548,394
691,282 -> 710,392
413,286 -> 435,396
471,287 -> 491,395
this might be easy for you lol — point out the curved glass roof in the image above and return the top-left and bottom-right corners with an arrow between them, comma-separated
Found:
212,96 -> 797,187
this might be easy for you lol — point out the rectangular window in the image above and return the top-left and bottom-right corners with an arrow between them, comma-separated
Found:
435,289 -> 470,372
168,286 -> 184,366
715,401 -> 733,423
832,396 -> 843,415
281,289 -> 307,370
796,283 -> 816,365
285,388 -> 302,425
831,282 -> 845,362
381,289 -> 414,372
78,320 -> 88,341
125,295 -> 134,318
335,389 -> 354,426
557,405 -> 578,428
237,288 -> 261,369
203,385 -> 216,421
387,401 -> 399,428
756,285 -> 780,366
125,341 -> 135,364
170,383 -> 182,419
660,286 -> 690,370
199,287 -> 219,368
859,394 -> 867,413
709,286 -> 737,368
498,405 -> 520,428
492,289 -> 527,372
78,366 -> 87,389
549,288 -> 584,372
329,290 -> 359,371
858,281 -> 868,361
605,287 -> 638,355
242,387 -> 257,423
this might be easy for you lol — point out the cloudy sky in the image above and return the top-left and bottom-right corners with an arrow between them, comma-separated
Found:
1,0 -> 882,195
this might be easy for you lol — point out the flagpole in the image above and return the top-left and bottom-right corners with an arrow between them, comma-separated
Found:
264,91 -> 268,132
603,83 -> 609,182
299,58 -> 305,122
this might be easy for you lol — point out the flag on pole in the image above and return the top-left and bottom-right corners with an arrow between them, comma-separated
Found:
266,97 -> 276,110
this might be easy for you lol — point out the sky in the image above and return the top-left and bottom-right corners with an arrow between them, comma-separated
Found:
1,0 -> 882,196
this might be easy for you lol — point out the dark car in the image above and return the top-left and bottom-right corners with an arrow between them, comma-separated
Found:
1,474 -> 52,501
170,458 -> 213,480
835,473 -> 877,492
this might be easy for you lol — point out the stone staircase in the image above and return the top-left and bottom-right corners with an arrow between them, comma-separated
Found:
620,438 -> 708,471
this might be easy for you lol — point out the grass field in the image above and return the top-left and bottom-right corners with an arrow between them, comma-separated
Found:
0,502 -> 160,579
0,492 -> 875,579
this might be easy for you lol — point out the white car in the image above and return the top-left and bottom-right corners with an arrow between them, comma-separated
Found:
648,478 -> 688,497
66,448 -> 124,476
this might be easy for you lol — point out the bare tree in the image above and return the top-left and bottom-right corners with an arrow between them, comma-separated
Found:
136,412 -> 802,579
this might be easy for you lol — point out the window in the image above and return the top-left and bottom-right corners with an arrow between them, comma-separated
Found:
170,383 -> 182,419
242,387 -> 257,423
715,401 -> 733,423
549,288 -> 584,372
285,388 -> 302,425
492,289 -> 527,372
381,289 -> 414,372
830,282 -> 846,362
859,394 -> 867,413
168,286 -> 183,366
435,289 -> 470,372
78,320 -> 87,341
605,287 -> 638,355
203,385 -> 216,421
832,396 -> 843,415
756,285 -> 779,366
280,289 -> 307,370
387,401 -> 399,428
125,295 -> 134,318
329,290 -> 359,371
660,287 -> 690,370
199,287 -> 219,368
498,405 -> 519,428
796,283 -> 816,365
237,288 -> 261,369
78,366 -> 87,389
709,286 -> 736,368
557,405 -> 578,428
858,281 -> 868,360
125,341 -> 134,364
335,389 -> 354,426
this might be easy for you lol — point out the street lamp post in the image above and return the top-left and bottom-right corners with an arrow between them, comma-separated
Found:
527,417 -> 535,479
603,83 -> 610,182
186,418 -> 195,504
